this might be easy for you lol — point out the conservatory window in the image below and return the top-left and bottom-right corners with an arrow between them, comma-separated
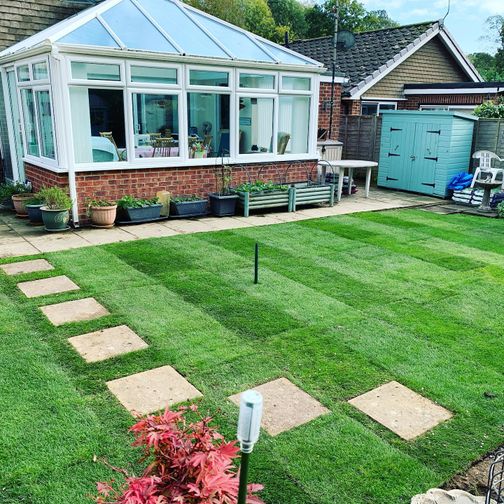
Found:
130,65 -> 178,85
239,73 -> 275,90
189,70 -> 229,87
70,87 -> 127,163
35,90 -> 56,159
20,89 -> 39,156
33,62 -> 49,81
71,61 -> 121,81
282,76 -> 311,91
132,93 -> 180,159
279,96 -> 310,154
187,92 -> 230,158
239,97 -> 274,154
17,65 -> 30,83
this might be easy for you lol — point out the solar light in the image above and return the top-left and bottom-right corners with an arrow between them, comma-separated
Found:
237,390 -> 263,504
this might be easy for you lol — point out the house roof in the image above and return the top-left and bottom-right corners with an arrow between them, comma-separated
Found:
289,21 -> 481,96
0,0 -> 322,69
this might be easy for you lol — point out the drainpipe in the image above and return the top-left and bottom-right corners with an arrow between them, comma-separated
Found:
51,46 -> 80,227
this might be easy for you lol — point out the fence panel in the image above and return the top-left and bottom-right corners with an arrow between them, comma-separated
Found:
338,115 -> 382,161
472,118 -> 504,161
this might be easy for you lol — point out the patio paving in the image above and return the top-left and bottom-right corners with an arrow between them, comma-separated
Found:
107,365 -> 203,415
229,377 -> 329,436
348,381 -> 453,441
40,297 -> 110,326
17,275 -> 80,298
0,188 -> 440,258
0,258 -> 54,276
68,325 -> 148,363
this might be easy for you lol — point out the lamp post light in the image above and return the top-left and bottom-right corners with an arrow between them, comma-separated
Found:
237,390 -> 263,504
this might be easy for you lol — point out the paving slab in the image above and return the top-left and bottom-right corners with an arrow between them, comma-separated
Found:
0,241 -> 40,258
107,365 -> 202,415
68,325 -> 148,363
18,275 -> 80,298
126,223 -> 179,239
1,258 -> 54,276
348,381 -> 452,441
229,377 -> 329,436
40,297 -> 109,326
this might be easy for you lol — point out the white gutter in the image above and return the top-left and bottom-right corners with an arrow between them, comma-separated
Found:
404,86 -> 503,95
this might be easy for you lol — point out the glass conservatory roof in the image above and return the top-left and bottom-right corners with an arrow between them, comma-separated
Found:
1,0 -> 322,68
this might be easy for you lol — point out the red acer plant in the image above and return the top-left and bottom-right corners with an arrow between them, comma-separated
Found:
96,405 -> 264,504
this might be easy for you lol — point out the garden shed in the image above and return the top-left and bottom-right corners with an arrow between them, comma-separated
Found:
0,0 -> 324,223
377,110 -> 477,197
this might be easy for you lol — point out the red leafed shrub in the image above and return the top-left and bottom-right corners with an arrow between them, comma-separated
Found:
96,405 -> 264,504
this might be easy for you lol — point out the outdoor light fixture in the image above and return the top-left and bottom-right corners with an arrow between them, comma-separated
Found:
237,390 -> 263,504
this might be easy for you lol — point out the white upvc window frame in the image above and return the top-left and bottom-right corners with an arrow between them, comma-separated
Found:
238,69 -> 278,93
280,72 -> 313,94
67,55 -> 125,86
361,100 -> 398,116
126,60 -> 181,89
186,64 -> 232,91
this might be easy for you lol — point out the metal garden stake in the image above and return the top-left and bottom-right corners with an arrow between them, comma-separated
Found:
254,242 -> 259,284
237,390 -> 263,504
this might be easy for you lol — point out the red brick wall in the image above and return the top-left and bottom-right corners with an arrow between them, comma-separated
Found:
25,160 -> 317,222
399,93 -> 500,110
341,99 -> 361,116
318,82 -> 342,139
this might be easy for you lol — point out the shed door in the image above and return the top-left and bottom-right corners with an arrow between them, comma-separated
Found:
383,122 -> 410,189
409,123 -> 440,195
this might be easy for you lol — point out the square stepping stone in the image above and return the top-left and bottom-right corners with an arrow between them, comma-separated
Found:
17,275 -> 79,298
348,381 -> 453,441
40,297 -> 109,326
0,259 -> 54,276
229,378 -> 329,436
68,325 -> 148,363
107,365 -> 202,416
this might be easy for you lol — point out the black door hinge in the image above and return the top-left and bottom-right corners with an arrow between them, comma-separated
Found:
386,177 -> 399,181
390,127 -> 402,131
424,156 -> 438,162
427,130 -> 441,135
388,153 -> 400,157
421,182 -> 436,187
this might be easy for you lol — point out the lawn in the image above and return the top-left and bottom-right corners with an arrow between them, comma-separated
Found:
1,208 -> 503,504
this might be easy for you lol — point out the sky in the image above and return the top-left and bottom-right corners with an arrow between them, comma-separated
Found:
359,0 -> 503,55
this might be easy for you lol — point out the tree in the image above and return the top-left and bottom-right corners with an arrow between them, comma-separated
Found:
469,52 -> 504,81
267,0 -> 308,40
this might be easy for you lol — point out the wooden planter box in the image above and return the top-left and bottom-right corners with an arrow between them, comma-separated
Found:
289,183 -> 335,211
236,189 -> 290,217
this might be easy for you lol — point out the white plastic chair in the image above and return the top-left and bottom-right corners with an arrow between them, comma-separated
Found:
471,150 -> 504,188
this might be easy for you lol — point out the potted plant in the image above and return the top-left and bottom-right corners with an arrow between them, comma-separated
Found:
38,186 -> 72,232
0,181 -> 31,210
209,161 -> 239,217
170,195 -> 208,217
87,198 -> 118,228
117,195 -> 162,222
190,141 -> 207,159
231,180 -> 289,217
25,194 -> 45,225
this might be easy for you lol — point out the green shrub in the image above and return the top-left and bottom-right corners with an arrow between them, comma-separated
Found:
497,202 -> 504,218
474,100 -> 504,118
233,181 -> 288,193
38,186 -> 72,210
117,195 -> 159,209
0,181 -> 30,200
171,195 -> 206,203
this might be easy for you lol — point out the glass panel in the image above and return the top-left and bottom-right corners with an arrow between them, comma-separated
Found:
239,73 -> 275,89
260,40 -> 311,65
190,70 -> 229,87
6,70 -> 25,179
361,103 -> 378,115
32,62 -> 48,81
378,103 -> 396,115
132,93 -> 179,159
20,89 -> 39,157
191,11 -> 275,63
131,66 -> 177,85
58,18 -> 120,48
35,90 -> 55,159
70,87 -> 127,163
71,61 -> 121,81
279,96 -> 310,154
17,65 -> 30,82
282,76 -> 310,91
187,92 -> 230,158
141,0 -> 229,59
101,0 -> 178,54
239,97 -> 274,154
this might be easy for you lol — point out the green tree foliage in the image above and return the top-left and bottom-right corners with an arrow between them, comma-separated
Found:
468,52 -> 504,81
473,99 -> 504,119
267,0 -> 308,40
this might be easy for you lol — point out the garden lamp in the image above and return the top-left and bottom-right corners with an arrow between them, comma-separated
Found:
237,390 -> 263,504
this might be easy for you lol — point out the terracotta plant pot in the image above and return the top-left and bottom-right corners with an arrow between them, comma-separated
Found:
90,205 -> 117,228
12,193 -> 33,217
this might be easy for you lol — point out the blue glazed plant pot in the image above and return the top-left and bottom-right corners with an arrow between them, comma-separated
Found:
170,199 -> 208,217
26,204 -> 44,224
41,207 -> 70,231
209,193 -> 238,217
125,204 -> 162,221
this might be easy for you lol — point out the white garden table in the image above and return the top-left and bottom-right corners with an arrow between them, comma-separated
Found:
318,160 -> 377,202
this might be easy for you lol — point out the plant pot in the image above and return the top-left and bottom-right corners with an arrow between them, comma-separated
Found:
1,196 -> 14,210
90,205 -> 117,228
12,193 -> 33,217
125,204 -> 162,222
209,193 -> 239,217
26,203 -> 44,224
41,206 -> 70,231
170,199 -> 208,217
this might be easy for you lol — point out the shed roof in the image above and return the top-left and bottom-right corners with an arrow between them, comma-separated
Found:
0,0 -> 321,69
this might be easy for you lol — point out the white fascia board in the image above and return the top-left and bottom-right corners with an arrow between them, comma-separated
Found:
362,96 -> 407,101
0,44 -> 52,65
320,75 -> 348,84
404,86 -> 503,95
348,24 -> 440,99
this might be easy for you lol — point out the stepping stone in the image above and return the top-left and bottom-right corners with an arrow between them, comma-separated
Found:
40,297 -> 109,326
68,325 -> 148,363
348,381 -> 452,441
229,378 -> 329,436
17,275 -> 79,298
1,259 -> 54,276
107,365 -> 202,416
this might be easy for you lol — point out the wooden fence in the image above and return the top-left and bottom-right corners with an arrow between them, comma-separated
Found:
338,115 -> 382,161
472,118 -> 504,160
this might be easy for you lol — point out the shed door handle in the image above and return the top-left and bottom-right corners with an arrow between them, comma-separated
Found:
410,155 -> 416,161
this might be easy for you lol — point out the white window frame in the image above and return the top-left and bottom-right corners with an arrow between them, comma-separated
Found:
186,64 -> 232,91
361,100 -> 397,115
280,72 -> 313,95
67,56 -> 125,86
126,60 -> 181,89
238,69 -> 278,93
419,104 -> 476,111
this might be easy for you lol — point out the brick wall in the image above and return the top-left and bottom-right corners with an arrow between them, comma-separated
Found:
318,82 -> 342,139
400,93 -> 501,110
25,160 -> 317,222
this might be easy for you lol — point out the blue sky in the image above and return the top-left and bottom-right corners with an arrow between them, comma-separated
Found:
359,0 -> 503,55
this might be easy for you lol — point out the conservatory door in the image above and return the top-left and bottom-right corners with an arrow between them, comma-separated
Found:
6,68 -> 25,180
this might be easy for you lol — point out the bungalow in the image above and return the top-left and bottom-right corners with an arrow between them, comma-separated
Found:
0,0 -> 324,224
289,20 -> 488,137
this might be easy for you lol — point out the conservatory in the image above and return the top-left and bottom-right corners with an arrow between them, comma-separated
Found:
0,0 -> 324,223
